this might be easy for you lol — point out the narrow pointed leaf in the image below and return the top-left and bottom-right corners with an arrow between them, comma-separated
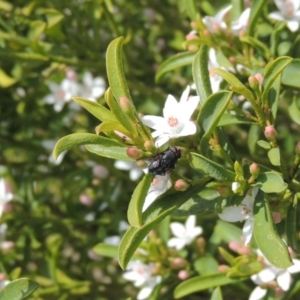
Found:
253,190 -> 292,268
0,278 -> 39,300
218,113 -> 255,126
211,287 -> 223,300
92,243 -> 118,258
174,273 -> 244,299
288,95 -> 300,125
127,174 -> 152,227
248,0 -> 268,36
118,183 -> 206,269
53,133 -> 130,161
183,0 -> 197,20
282,59 -> 300,88
212,68 -> 255,103
240,36 -> 271,59
198,91 -> 232,155
189,153 -> 235,181
72,97 -> 116,123
155,51 -> 195,82
286,196 -> 299,253
106,37 -> 132,101
262,56 -> 292,105
192,45 -> 212,103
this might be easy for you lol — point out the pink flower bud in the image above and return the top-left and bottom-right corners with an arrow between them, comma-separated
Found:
249,163 -> 260,176
178,270 -> 189,280
248,75 -> 259,90
174,179 -> 189,191
126,147 -> 142,159
79,194 -> 94,206
254,73 -> 263,87
272,211 -> 281,224
170,257 -> 186,269
218,265 -> 229,273
264,125 -> 278,141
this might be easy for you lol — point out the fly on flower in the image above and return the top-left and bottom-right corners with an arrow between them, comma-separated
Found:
145,147 -> 181,176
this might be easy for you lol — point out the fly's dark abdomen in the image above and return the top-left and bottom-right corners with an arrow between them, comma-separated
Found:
148,147 -> 181,176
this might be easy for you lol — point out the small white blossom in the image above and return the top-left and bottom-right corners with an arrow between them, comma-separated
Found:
218,188 -> 258,245
123,260 -> 162,300
43,78 -> 80,112
114,160 -> 143,181
269,0 -> 300,32
143,174 -> 172,211
80,71 -> 106,101
203,5 -> 232,32
249,250 -> 300,300
231,8 -> 251,35
0,178 -> 13,218
141,86 -> 199,147
168,215 -> 203,250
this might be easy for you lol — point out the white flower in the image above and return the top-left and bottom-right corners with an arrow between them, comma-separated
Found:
114,160 -> 143,181
141,86 -> 199,147
249,251 -> 300,300
44,78 -> 80,112
203,5 -> 232,32
143,174 -> 172,211
231,8 -> 251,35
123,260 -> 162,300
80,72 -> 106,101
168,215 -> 203,250
218,188 -> 258,245
269,0 -> 300,32
0,179 -> 13,218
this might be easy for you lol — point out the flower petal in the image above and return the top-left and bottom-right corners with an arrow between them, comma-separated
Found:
249,286 -> 267,300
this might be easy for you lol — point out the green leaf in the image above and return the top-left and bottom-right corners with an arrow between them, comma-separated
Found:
198,91 -> 232,155
174,273 -> 244,299
254,172 -> 287,193
72,97 -> 117,123
288,95 -> 300,125
118,183 -> 207,269
212,68 -> 255,103
106,37 -> 132,101
92,243 -> 118,258
267,147 -> 280,166
183,0 -> 197,20
262,56 -> 293,106
127,174 -> 152,227
28,20 -> 46,41
248,0 -> 268,37
155,51 -> 195,82
42,9 -> 64,29
173,187 -> 220,216
240,36 -> 271,59
0,68 -> 17,87
266,75 -> 281,122
218,113 -> 255,126
257,140 -> 271,150
194,255 -> 219,275
189,153 -> 235,181
253,190 -> 292,268
286,196 -> 299,253
211,287 -> 223,300
53,133 -> 130,161
214,220 -> 242,244
192,45 -> 212,103
0,278 -> 39,300
218,247 -> 236,266
282,59 -> 300,89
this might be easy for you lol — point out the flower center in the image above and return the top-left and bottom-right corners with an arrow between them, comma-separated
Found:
168,116 -> 179,127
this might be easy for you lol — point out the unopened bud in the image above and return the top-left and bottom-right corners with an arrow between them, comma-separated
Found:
272,211 -> 281,224
186,30 -> 198,40
119,96 -> 134,112
217,186 -> 231,197
174,179 -> 189,191
170,257 -> 186,269
248,75 -> 259,90
126,147 -> 142,159
254,73 -> 263,88
178,270 -> 189,280
249,163 -> 260,176
228,56 -> 236,64
144,140 -> 155,152
190,21 -> 197,30
264,125 -> 278,141
218,265 -> 229,273
187,45 -> 199,52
